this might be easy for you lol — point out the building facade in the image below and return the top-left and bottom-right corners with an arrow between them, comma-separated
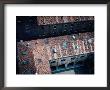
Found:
16,16 -> 94,74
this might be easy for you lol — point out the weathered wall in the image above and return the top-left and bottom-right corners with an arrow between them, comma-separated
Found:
37,16 -> 94,25
17,32 -> 94,74
17,43 -> 36,74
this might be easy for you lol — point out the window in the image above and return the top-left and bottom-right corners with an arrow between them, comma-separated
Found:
62,41 -> 68,49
